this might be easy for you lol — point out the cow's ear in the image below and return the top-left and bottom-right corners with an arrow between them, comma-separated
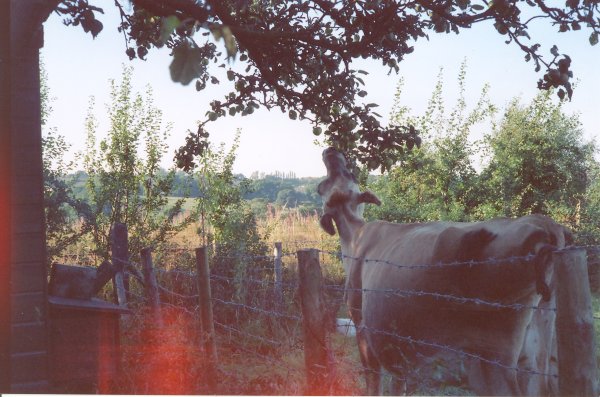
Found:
359,191 -> 381,206
320,213 -> 336,235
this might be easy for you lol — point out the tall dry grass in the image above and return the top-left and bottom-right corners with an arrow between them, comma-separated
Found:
168,203 -> 338,250
51,202 -> 361,395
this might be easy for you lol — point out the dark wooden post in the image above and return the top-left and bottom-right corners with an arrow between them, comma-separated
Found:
195,246 -> 217,389
273,242 -> 283,310
111,222 -> 128,306
0,2 -> 11,389
140,247 -> 162,327
3,1 -> 56,391
554,248 -> 599,396
297,248 -> 332,395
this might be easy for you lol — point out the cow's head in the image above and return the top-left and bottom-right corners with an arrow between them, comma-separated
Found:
317,147 -> 381,236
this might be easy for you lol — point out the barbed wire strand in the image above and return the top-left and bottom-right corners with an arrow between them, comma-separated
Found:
210,273 -> 299,289
213,320 -> 284,347
85,242 -> 600,392
212,297 -> 302,321
325,284 -> 558,313
362,325 -> 558,379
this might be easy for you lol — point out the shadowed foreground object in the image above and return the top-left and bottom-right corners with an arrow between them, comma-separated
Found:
317,147 -> 572,395
47,262 -> 128,392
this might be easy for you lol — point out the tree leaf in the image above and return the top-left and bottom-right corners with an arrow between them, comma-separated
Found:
80,11 -> 103,38
170,43 -> 205,85
222,26 -> 237,58
590,32 -> 599,46
159,16 -> 181,45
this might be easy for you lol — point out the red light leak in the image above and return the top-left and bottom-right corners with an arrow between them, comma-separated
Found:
112,306 -> 200,394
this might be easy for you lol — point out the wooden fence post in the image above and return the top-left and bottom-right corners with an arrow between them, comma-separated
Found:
111,222 -> 128,307
274,242 -> 283,310
140,247 -> 163,327
297,248 -> 332,395
554,248 -> 599,397
195,246 -> 218,389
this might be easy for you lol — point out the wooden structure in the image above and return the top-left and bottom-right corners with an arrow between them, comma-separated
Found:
48,295 -> 129,393
297,249 -> 333,395
0,0 -> 61,392
554,248 -> 599,396
195,246 -> 218,389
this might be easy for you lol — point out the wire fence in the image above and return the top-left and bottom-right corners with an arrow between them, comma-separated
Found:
55,240 -> 600,395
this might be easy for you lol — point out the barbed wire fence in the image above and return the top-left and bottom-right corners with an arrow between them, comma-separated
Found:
55,235 -> 600,395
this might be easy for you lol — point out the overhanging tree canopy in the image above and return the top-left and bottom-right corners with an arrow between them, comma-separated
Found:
49,0 -> 600,171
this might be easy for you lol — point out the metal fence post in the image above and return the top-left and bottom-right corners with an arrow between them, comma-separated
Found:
554,248 -> 599,397
297,248 -> 332,395
196,246 -> 218,390
140,247 -> 162,327
274,242 -> 283,310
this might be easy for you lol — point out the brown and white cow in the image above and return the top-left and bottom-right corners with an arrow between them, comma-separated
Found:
317,147 -> 572,395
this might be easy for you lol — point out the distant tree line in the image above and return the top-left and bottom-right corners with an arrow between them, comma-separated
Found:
66,169 -> 324,212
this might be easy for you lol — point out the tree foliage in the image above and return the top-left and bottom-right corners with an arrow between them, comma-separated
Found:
82,66 -> 193,260
368,68 -> 597,241
193,132 -> 270,304
47,0 -> 600,171
479,90 -> 595,226
194,130 -> 267,256
41,60 -> 92,264
367,63 -> 495,222
579,163 -> 600,244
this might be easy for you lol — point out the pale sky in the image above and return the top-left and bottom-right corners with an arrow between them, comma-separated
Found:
41,3 -> 599,177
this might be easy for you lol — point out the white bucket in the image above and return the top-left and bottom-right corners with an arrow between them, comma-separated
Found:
336,317 -> 356,336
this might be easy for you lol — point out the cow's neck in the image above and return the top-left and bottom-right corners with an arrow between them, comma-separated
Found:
333,206 -> 365,250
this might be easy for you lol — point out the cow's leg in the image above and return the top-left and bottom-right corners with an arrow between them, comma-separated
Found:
467,359 -> 520,396
356,327 -> 381,395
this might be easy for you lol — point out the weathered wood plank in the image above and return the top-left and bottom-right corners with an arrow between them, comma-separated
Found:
297,248 -> 332,395
6,0 -> 50,391
11,232 -> 45,264
554,248 -> 600,396
111,223 -> 129,307
273,242 -> 283,310
10,263 -> 46,294
141,247 -> 163,326
11,145 -> 42,176
10,351 -> 48,383
11,323 -> 46,354
11,292 -> 45,324
0,0 -> 11,382
10,380 -> 51,393
10,176 -> 43,205
10,205 -> 44,234
195,246 -> 217,390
